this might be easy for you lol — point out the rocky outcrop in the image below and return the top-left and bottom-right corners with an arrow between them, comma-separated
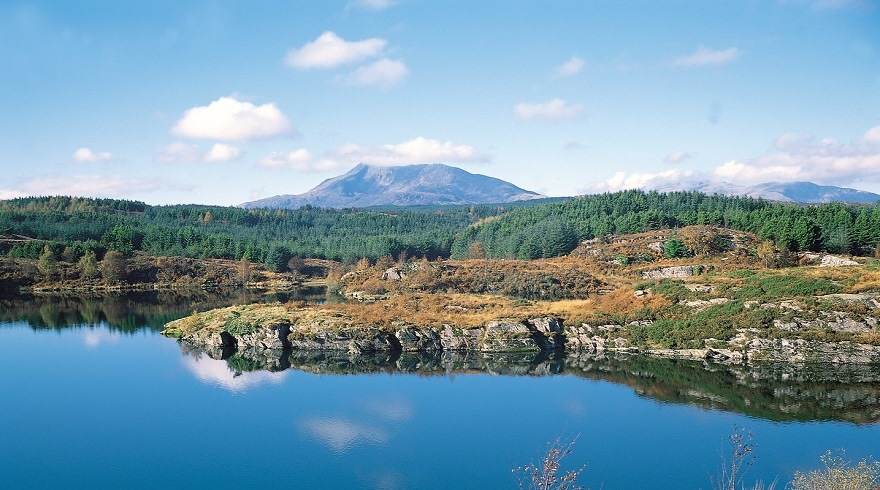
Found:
642,265 -> 698,279
166,301 -> 880,367
742,338 -> 880,364
394,324 -> 442,351
288,326 -> 398,355
481,320 -> 540,352
820,255 -> 859,267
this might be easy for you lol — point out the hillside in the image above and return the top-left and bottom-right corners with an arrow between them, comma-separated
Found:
239,163 -> 543,209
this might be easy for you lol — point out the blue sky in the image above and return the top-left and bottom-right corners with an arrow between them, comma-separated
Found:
1,0 -> 878,205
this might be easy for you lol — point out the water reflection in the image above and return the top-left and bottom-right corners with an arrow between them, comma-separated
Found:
181,351 -> 287,392
0,287 -> 327,331
181,343 -> 880,424
299,417 -> 391,453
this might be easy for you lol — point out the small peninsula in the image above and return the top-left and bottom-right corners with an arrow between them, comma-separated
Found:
164,226 -> 880,366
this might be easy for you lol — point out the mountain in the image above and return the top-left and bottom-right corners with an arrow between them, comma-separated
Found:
240,163 -> 544,209
655,181 -> 880,204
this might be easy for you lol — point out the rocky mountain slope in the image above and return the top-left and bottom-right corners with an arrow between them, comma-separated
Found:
240,163 -> 543,209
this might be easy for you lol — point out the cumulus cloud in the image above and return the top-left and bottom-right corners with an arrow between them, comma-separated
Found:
663,150 -> 693,164
72,147 -> 112,163
593,168 -> 700,193
204,143 -> 242,162
14,175 -> 162,198
0,189 -> 27,200
513,98 -> 585,122
345,58 -> 409,89
158,142 -> 242,163
710,128 -> 880,185
554,55 -> 585,77
182,354 -> 286,392
257,149 -> 315,170
300,417 -> 388,453
862,125 -> 880,143
674,45 -> 741,67
590,125 -> 880,192
171,97 -> 292,141
285,31 -> 387,69
259,137 -> 490,172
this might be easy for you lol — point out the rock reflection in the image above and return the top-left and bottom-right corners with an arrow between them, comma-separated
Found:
179,341 -> 880,424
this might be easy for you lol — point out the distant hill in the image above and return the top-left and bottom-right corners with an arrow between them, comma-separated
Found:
655,181 -> 880,204
240,163 -> 544,209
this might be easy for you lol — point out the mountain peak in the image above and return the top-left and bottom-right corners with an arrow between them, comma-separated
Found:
240,163 -> 544,209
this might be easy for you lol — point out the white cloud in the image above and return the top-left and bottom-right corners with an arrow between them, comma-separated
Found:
157,141 -> 201,163
345,58 -> 409,89
171,97 -> 292,141
158,142 -> 242,163
257,149 -> 315,170
593,168 -> 699,193
862,125 -> 880,143
349,0 -> 397,10
204,143 -> 241,162
663,150 -> 693,164
590,125 -> 880,192
513,98 -> 585,122
554,55 -> 585,77
72,147 -> 112,163
259,137 -> 490,172
16,175 -> 162,198
772,132 -> 815,150
327,136 -> 490,168
709,129 -> 880,184
300,417 -> 388,453
0,189 -> 27,200
182,354 -> 286,392
284,31 -> 387,69
674,46 -> 741,67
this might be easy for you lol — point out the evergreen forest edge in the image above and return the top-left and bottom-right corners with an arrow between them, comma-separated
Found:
1,190 -> 879,271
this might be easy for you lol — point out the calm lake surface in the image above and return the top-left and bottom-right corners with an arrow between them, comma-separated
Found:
1,292 -> 878,489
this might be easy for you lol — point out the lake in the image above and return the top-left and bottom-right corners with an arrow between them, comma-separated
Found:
1,292 -> 878,489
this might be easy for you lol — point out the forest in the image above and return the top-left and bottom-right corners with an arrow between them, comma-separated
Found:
1,191 -> 879,270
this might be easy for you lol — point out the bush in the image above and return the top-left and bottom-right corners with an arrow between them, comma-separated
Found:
790,450 -> 880,490
664,237 -> 688,258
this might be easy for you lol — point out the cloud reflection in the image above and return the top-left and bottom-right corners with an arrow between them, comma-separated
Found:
182,353 -> 286,392
300,417 -> 389,453
82,329 -> 120,348
364,396 -> 413,422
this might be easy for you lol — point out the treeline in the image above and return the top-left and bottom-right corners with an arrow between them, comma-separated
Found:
2,192 -> 879,267
0,196 -> 517,265
450,190 -> 880,259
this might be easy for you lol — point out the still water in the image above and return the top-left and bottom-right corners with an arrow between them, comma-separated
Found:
1,292 -> 878,489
